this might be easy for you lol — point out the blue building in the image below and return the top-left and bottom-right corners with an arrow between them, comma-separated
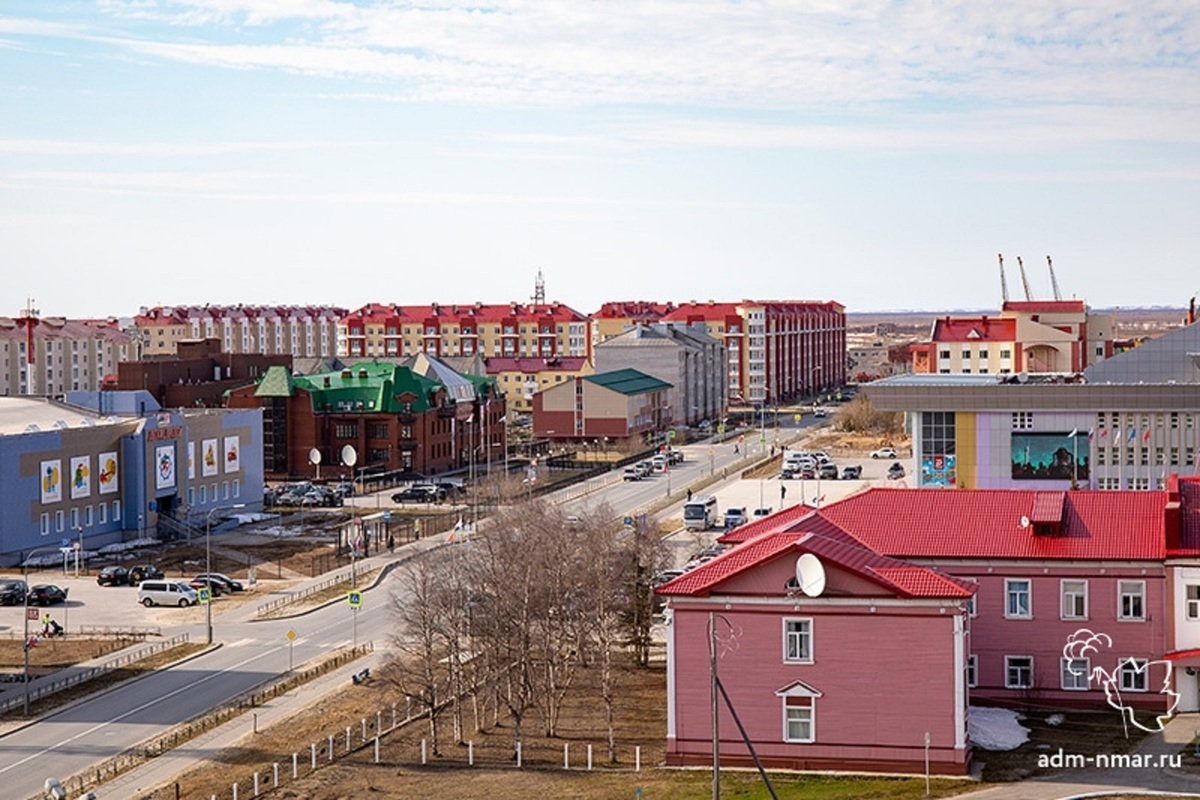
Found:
0,391 -> 263,565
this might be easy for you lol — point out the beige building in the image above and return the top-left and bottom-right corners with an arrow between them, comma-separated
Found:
483,356 -> 594,416
135,305 -> 345,360
0,312 -> 133,396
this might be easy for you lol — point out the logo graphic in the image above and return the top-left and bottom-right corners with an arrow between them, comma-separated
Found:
1063,629 -> 1179,736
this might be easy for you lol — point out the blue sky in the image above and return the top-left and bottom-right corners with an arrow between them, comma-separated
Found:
1,1 -> 1198,319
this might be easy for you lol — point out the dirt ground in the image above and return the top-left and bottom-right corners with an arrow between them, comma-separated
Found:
148,661 -> 972,800
0,636 -> 132,672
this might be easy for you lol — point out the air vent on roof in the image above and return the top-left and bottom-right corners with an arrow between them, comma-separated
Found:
24,424 -> 40,433
358,369 -> 368,379
341,369 -> 352,380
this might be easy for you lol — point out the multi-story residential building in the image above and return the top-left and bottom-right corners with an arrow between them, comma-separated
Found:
593,323 -> 726,426
659,300 -> 846,406
116,338 -> 292,409
227,360 -> 503,480
135,305 -> 345,360
867,320 -> 1200,491
0,311 -> 133,396
338,302 -> 592,362
482,356 -> 592,417
591,301 -> 678,345
911,301 -> 1115,375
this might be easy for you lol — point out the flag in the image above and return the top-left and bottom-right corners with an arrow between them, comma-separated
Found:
1143,428 -> 1152,443
1087,428 -> 1095,441
446,516 -> 465,543
1111,427 -> 1119,442
1099,427 -> 1107,439
1128,428 -> 1137,442
1068,428 -> 1079,438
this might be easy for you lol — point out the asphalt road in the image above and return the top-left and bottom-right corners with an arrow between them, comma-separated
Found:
0,421 -> 831,798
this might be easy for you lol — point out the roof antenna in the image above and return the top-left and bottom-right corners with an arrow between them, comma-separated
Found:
1046,255 -> 1062,301
531,268 -> 545,305
997,253 -> 1009,304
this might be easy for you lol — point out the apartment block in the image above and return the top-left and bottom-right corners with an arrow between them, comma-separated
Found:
135,305 -> 345,360
0,312 -> 133,396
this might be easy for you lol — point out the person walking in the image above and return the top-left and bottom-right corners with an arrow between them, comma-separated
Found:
686,488 -> 693,503
387,532 -> 395,553
41,612 -> 52,636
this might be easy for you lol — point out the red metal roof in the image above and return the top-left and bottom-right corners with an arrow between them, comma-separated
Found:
812,487 -> 1167,561
930,316 -> 1016,343
659,526 -> 973,600
1029,491 -> 1065,524
1002,300 -> 1086,314
343,302 -> 589,325
592,301 -> 676,320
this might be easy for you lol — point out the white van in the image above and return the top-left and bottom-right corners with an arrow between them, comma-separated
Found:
138,580 -> 199,608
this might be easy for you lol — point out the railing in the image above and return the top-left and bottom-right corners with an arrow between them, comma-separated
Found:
255,568 -> 366,617
77,624 -> 161,638
0,633 -> 189,716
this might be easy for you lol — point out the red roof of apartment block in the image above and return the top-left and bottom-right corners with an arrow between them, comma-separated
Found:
930,316 -> 1017,343
1001,300 -> 1086,314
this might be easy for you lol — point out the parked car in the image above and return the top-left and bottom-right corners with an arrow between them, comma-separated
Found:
392,486 -> 439,503
871,447 -> 898,459
798,465 -> 816,479
813,407 -> 828,418
622,467 -> 642,482
333,481 -> 355,497
194,572 -> 245,592
138,580 -> 198,608
0,579 -> 27,605
668,448 -> 685,464
887,462 -> 906,480
752,507 -> 773,519
27,584 -> 67,606
840,465 -> 863,480
188,576 -> 224,598
817,462 -> 839,480
128,564 -> 164,584
97,566 -> 130,586
723,507 -> 748,529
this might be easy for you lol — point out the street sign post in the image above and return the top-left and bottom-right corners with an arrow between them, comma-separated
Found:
287,629 -> 296,671
197,587 -> 211,606
347,590 -> 363,649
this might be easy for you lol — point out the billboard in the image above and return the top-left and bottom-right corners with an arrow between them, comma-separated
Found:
1011,432 -> 1088,481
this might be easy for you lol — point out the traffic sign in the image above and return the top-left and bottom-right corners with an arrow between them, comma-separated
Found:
794,413 -> 801,423
667,430 -> 676,440
717,424 -> 726,434
27,608 -> 39,621
347,590 -> 363,609
197,587 -> 211,605
286,629 -> 297,641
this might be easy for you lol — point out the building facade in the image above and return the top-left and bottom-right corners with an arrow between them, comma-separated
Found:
659,527 -> 973,774
659,300 -> 846,406
227,360 -> 504,480
533,369 -> 671,443
117,338 -> 292,409
591,301 -> 678,345
135,305 -> 345,360
338,302 -> 592,362
0,391 -> 263,564
482,356 -> 592,418
0,312 -> 133,397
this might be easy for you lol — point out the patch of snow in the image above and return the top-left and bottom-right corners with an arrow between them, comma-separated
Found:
97,538 -> 160,555
969,706 -> 1030,751
1046,713 -> 1065,727
233,512 -> 273,524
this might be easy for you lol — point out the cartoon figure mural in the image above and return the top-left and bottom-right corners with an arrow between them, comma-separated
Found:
1063,629 -> 1179,736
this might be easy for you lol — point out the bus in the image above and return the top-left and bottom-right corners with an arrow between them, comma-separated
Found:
683,495 -> 718,531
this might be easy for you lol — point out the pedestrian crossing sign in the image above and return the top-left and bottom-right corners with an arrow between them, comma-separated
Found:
347,590 -> 363,609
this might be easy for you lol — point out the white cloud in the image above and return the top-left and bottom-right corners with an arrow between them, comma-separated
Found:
0,139 -> 359,156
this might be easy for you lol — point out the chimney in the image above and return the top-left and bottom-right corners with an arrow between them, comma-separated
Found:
1166,474 -> 1182,551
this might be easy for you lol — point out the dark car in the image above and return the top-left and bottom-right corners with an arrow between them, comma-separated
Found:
129,564 -> 164,583
194,572 -> 244,592
27,584 -> 67,606
333,481 -> 356,498
840,465 -> 863,480
0,579 -> 27,605
97,566 -> 130,586
392,486 -> 438,504
817,462 -> 839,480
188,577 -> 223,598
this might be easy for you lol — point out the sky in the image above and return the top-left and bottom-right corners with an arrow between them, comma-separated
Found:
1,1 -> 1199,320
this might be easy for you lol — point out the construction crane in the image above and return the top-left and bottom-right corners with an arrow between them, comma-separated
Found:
997,253 -> 1009,304
1016,256 -> 1033,301
1046,255 -> 1062,301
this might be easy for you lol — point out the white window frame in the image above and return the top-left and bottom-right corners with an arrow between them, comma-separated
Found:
1118,580 -> 1146,621
1062,657 -> 1090,691
1060,579 -> 1088,620
1119,658 -> 1148,692
99,503 -> 107,524
1187,585 -> 1200,621
1005,656 -> 1033,689
55,510 -> 65,533
966,655 -> 977,688
40,513 -> 50,536
963,578 -> 978,617
112,499 -> 121,521
782,618 -> 813,663
783,697 -> 815,743
1005,579 -> 1032,619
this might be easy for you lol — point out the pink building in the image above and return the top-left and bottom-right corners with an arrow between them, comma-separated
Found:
659,526 -> 974,774
720,486 -> 1189,714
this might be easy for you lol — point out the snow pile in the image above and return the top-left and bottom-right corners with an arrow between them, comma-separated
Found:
97,538 -> 160,555
969,706 -> 1030,751
1046,713 -> 1065,727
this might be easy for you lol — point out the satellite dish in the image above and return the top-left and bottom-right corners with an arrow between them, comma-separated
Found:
341,445 -> 358,467
795,554 -> 826,598
1020,515 -> 1031,528
1017,372 -> 1029,384
309,448 -> 322,465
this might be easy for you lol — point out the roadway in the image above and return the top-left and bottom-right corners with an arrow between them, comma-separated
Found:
0,419 -> 820,798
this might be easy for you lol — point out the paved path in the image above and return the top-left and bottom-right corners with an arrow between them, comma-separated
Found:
958,713 -> 1200,799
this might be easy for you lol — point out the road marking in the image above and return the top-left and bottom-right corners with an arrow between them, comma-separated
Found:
225,638 -> 256,648
0,645 -> 285,776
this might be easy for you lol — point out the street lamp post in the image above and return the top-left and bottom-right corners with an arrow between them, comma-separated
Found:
809,365 -> 824,404
23,546 -> 64,715
205,503 -> 245,645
